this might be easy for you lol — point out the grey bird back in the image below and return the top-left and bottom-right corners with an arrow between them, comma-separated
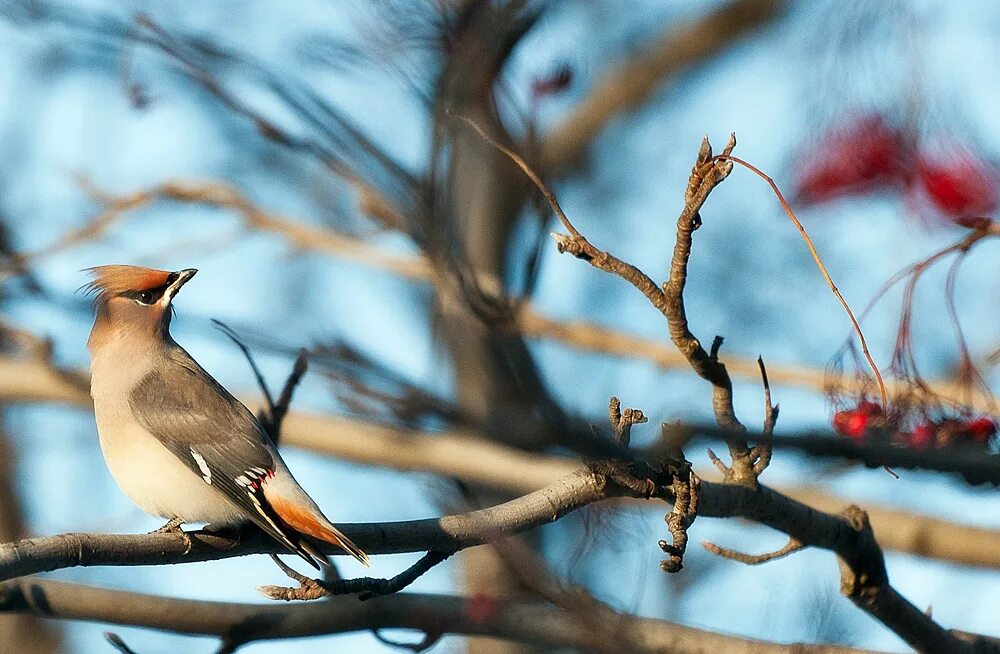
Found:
128,346 -> 312,559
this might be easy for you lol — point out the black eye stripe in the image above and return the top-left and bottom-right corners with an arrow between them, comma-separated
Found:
124,286 -> 168,304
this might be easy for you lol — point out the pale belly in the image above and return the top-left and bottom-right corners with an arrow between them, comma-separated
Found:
94,400 -> 245,526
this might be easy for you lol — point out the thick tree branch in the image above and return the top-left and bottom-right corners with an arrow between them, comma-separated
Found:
0,469 -> 622,582
2,471 -> 996,651
0,579 -> 885,654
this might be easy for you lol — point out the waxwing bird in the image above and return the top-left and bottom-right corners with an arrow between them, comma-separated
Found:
85,264 -> 367,569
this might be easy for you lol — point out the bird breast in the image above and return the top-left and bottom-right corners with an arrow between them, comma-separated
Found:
90,338 -> 244,526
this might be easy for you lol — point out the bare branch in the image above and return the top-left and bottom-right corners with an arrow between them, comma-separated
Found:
659,469 -> 700,573
458,120 -> 757,473
0,473 -> 990,651
608,396 -> 647,447
260,550 -> 453,602
104,632 -> 138,654
0,579 -> 887,654
269,348 -> 309,439
753,356 -> 777,475
703,537 -> 804,565
211,319 -> 276,419
0,470 -> 629,582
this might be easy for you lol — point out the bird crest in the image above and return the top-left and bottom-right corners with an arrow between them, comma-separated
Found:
81,265 -> 174,303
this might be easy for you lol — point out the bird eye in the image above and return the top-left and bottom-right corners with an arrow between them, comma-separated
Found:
137,291 -> 154,305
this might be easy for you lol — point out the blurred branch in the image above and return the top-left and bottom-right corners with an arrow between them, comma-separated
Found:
514,308 -> 995,412
1,351 -> 998,568
7,180 -> 991,418
0,579 -> 888,654
0,430 -> 61,654
7,176 -> 992,413
77,179 -> 431,279
539,0 -> 788,170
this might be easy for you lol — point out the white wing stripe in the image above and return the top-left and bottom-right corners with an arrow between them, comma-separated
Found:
189,448 -> 212,485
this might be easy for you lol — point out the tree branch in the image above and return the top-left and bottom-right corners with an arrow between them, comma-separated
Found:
463,128 -> 998,651
2,473 -> 996,651
0,469 -> 623,582
0,579 -> 886,654
0,352 -> 997,567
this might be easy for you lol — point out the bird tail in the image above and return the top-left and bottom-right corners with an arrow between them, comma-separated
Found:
268,495 -> 369,567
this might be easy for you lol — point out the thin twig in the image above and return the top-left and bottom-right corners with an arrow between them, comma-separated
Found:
713,154 -> 888,410
372,629 -> 442,652
104,632 -> 139,654
268,349 -> 309,445
608,396 -> 648,447
259,550 -> 455,602
702,537 -> 804,565
753,356 -> 776,475
211,319 -> 275,418
452,113 -> 581,240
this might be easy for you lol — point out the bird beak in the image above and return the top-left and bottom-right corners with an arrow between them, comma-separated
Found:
163,268 -> 198,304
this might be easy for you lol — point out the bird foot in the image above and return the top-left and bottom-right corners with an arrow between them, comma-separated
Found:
202,522 -> 243,538
150,517 -> 192,554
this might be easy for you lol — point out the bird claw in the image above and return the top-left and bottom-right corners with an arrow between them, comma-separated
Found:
150,517 -> 192,554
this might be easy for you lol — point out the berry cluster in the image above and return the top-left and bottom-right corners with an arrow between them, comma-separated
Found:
832,399 -> 996,450
794,113 -> 998,225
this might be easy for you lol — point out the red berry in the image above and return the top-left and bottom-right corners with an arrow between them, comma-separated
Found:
915,146 -> 998,221
465,594 -> 499,622
909,422 -> 935,450
962,417 -> 997,442
833,409 -> 869,439
795,114 -> 910,204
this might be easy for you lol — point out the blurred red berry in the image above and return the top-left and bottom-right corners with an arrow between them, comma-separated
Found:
465,593 -> 499,622
833,400 -> 882,440
908,422 -> 935,450
833,409 -> 869,439
961,416 -> 997,442
915,146 -> 998,221
795,114 -> 910,204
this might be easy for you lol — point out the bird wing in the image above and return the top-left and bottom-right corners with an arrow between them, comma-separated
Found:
128,347 -> 319,568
